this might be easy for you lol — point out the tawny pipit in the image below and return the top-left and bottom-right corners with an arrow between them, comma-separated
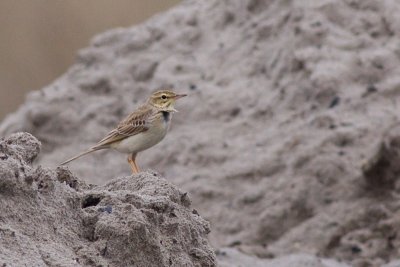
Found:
61,90 -> 186,173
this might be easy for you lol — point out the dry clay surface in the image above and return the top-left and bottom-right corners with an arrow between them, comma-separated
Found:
3,0 -> 400,266
0,132 -> 216,266
0,133 -> 350,267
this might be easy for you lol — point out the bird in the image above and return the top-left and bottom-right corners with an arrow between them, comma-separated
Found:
60,89 -> 187,173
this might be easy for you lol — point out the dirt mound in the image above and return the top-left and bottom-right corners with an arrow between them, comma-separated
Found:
0,132 -> 216,266
3,0 -> 400,266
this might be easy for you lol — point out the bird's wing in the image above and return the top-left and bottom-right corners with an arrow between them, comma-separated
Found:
92,105 -> 154,149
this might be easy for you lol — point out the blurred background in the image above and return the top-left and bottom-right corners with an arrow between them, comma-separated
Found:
0,0 -> 180,121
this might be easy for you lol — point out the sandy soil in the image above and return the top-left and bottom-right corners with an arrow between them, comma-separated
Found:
2,0 -> 400,266
0,132 -> 216,266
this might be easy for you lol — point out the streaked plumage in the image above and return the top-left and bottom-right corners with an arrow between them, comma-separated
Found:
60,90 -> 186,173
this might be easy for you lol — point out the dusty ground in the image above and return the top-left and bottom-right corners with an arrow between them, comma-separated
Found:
2,0 -> 400,266
0,132 -> 216,266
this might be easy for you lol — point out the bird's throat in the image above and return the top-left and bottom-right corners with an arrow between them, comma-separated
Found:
161,111 -> 171,123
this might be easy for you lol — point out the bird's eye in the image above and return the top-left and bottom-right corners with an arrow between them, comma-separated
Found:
161,95 -> 167,99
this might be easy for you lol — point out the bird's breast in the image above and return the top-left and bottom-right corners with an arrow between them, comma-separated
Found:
112,112 -> 171,154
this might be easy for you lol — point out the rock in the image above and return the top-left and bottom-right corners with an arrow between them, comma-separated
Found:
0,132 -> 216,266
384,260 -> 400,267
217,249 -> 350,267
1,132 -> 41,163
362,126 -> 400,191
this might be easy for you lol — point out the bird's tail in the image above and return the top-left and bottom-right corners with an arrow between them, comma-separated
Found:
60,147 -> 102,166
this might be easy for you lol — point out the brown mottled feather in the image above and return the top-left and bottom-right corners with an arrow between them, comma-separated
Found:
93,104 -> 154,148
60,105 -> 154,166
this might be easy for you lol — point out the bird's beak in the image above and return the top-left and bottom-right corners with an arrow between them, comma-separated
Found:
174,94 -> 187,100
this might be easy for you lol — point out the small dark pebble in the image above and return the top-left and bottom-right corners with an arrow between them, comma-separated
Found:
215,249 -> 227,256
351,245 -> 362,254
192,209 -> 199,215
228,240 -> 242,247
362,85 -> 378,98
329,96 -> 340,109
104,205 -> 112,213
180,192 -> 188,203
25,175 -> 33,184
192,175 -> 201,180
98,205 -> 112,214
311,21 -> 322,27
367,84 -> 377,93
189,84 -> 197,90
230,107 -> 241,117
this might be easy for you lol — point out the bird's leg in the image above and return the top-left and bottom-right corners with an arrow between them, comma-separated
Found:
134,158 -> 141,173
127,153 -> 140,174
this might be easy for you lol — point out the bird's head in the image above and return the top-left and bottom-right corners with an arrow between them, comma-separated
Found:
147,90 -> 187,112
